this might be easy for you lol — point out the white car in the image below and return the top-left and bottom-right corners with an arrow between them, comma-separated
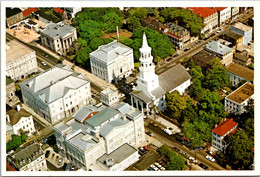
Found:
205,155 -> 215,162
163,128 -> 172,135
217,29 -> 223,33
41,61 -> 47,66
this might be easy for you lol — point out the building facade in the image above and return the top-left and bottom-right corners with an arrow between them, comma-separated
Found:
211,118 -> 238,153
204,40 -> 233,67
6,106 -> 36,137
90,40 -> 134,83
225,82 -> 254,114
231,22 -> 253,45
130,33 -> 191,114
6,76 -> 19,106
162,23 -> 190,49
233,51 -> 251,66
100,88 -> 119,106
40,22 -> 77,55
19,65 -> 92,124
6,40 -> 38,81
6,8 -> 23,27
187,7 -> 218,34
54,103 -> 145,170
7,144 -> 47,171
226,63 -> 254,86
214,7 -> 231,26
231,7 -> 240,19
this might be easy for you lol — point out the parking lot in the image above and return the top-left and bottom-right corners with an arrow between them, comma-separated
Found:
44,146 -> 65,169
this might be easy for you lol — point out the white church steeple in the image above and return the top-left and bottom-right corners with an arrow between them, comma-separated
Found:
136,33 -> 159,93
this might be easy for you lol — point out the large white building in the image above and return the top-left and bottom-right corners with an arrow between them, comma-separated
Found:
90,40 -> 134,83
40,22 -> 77,55
19,65 -> 92,124
130,33 -> 191,114
7,143 -> 47,171
225,82 -> 254,115
211,118 -> 238,153
54,102 -> 145,171
6,40 -> 38,81
6,105 -> 36,137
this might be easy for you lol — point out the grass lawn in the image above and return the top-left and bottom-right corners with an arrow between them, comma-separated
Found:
110,35 -> 129,41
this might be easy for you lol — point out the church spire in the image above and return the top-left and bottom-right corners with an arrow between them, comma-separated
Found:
139,32 -> 151,55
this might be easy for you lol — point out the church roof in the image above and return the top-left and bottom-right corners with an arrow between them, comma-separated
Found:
158,63 -> 191,93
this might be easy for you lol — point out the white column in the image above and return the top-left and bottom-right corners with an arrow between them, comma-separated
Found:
131,96 -> 134,107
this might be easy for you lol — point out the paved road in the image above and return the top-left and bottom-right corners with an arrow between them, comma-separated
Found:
146,124 -> 225,170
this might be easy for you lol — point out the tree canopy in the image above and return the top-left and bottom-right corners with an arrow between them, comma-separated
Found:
126,8 -> 148,31
227,130 -> 254,169
127,28 -> 174,62
160,8 -> 203,36
158,144 -> 187,170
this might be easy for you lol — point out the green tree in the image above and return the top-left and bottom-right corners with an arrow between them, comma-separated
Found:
227,130 -> 254,169
203,58 -> 231,91
181,99 -> 198,124
158,144 -> 187,170
165,91 -> 188,119
75,47 -> 92,67
102,12 -> 123,33
89,37 -> 105,51
126,8 -> 147,31
183,121 -> 211,148
242,118 -> 254,141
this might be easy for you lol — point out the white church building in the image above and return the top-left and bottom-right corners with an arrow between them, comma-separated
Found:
130,33 -> 192,114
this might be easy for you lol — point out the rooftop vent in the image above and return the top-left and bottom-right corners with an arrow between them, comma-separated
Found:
105,158 -> 114,167
59,23 -> 64,27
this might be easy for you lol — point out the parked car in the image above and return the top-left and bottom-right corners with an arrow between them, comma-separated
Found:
184,48 -> 191,52
173,53 -> 179,57
217,28 -> 223,33
205,155 -> 215,162
195,40 -> 202,45
41,61 -> 47,66
199,163 -> 208,170
163,128 -> 172,135
206,150 -> 214,156
146,131 -> 154,137
58,158 -> 63,165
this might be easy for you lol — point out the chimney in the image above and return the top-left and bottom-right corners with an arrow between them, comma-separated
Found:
116,26 -> 119,42
215,124 -> 218,128
6,114 -> 10,123
17,105 -> 21,112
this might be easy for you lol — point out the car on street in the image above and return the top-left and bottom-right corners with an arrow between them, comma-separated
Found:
58,157 -> 63,165
173,53 -> 179,57
206,150 -> 214,156
163,128 -> 173,135
217,28 -> 223,33
184,48 -> 191,52
41,61 -> 47,66
195,40 -> 202,45
205,155 -> 215,162
146,131 -> 154,137
199,163 -> 208,170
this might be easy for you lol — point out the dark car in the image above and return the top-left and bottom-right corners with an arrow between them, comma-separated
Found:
184,48 -> 191,52
204,36 -> 210,40
173,53 -> 179,57
199,163 -> 208,170
195,40 -> 202,45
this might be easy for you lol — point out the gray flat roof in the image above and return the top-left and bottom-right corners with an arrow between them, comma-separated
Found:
6,40 -> 34,65
97,143 -> 137,168
41,22 -> 75,39
90,40 -> 132,64
204,41 -> 232,56
112,103 -> 131,115
85,107 -> 119,128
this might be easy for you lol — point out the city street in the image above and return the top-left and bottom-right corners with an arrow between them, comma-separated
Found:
146,124 -> 225,170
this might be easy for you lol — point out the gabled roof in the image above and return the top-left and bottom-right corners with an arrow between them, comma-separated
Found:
54,8 -> 64,14
19,65 -> 89,104
211,118 -> 238,136
6,109 -> 31,126
73,105 -> 100,123
22,7 -> 37,17
187,7 -> 217,18
41,22 -> 75,39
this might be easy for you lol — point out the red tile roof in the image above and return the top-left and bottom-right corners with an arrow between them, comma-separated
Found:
54,8 -> 64,14
6,162 -> 17,171
214,7 -> 228,12
187,7 -> 217,18
211,118 -> 238,136
166,31 -> 181,39
22,7 -> 37,17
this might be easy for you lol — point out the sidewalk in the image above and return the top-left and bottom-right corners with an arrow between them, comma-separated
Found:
22,103 -> 51,126
151,115 -> 181,134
